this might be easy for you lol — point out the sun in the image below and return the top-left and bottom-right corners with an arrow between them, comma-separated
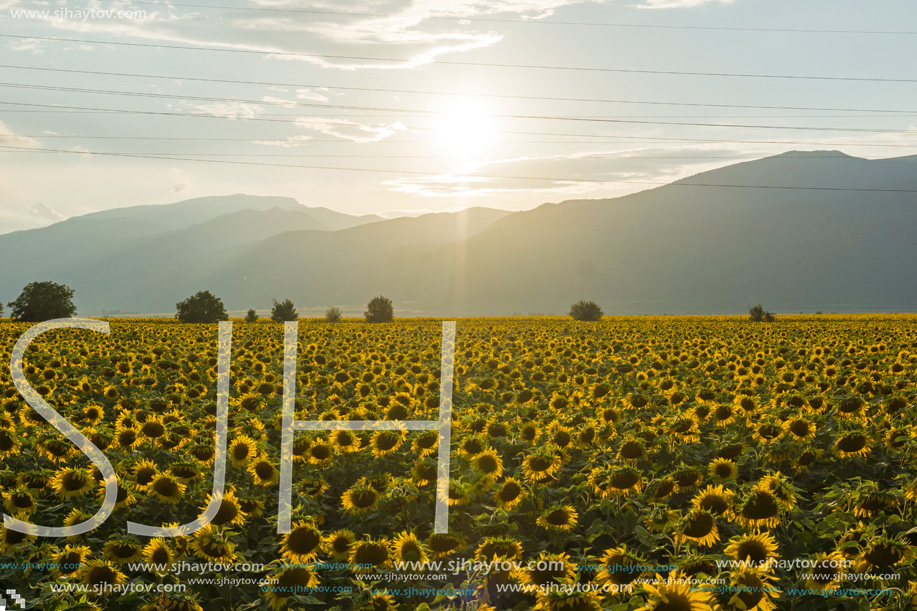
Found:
436,98 -> 492,160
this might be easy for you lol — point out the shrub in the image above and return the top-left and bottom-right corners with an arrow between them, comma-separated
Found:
175,291 -> 228,323
7,281 -> 77,322
326,306 -> 342,323
569,300 -> 604,322
245,309 -> 258,323
271,298 -> 298,322
364,296 -> 394,323
749,304 -> 776,322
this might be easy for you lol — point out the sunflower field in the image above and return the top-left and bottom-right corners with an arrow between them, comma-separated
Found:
0,315 -> 916,611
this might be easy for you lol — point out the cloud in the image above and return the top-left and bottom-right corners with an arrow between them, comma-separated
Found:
28,200 -> 65,220
0,121 -> 40,148
384,144 -> 765,198
254,135 -> 315,148
182,101 -> 261,120
633,0 -> 734,7
293,117 -> 407,143
170,167 -> 191,192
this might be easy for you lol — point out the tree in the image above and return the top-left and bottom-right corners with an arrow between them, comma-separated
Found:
325,306 -> 342,323
749,304 -> 776,322
175,291 -> 228,323
364,296 -> 394,323
245,309 -> 258,323
8,281 -> 77,322
0,302 -> 4,318
271,298 -> 298,322
569,300 -> 604,322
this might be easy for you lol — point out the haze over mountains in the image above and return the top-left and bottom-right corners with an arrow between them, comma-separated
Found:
1,151 -> 915,316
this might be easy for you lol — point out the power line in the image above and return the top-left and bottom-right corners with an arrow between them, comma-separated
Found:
4,143 -> 917,193
6,126 -> 917,149
4,63 -> 917,115
4,96 -> 917,137
3,33 -> 917,84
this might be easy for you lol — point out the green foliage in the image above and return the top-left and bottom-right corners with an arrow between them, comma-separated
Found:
175,290 -> 228,323
568,299 -> 604,321
749,304 -> 776,322
7,281 -> 77,322
325,305 -> 342,323
245,309 -> 258,323
364,295 -> 394,323
270,298 -> 298,322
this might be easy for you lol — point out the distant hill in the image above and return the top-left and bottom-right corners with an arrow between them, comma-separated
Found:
1,152 -> 915,315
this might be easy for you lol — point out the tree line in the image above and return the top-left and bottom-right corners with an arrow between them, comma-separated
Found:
2,281 -> 777,323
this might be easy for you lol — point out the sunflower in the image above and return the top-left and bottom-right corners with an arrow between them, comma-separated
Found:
342,481 -> 380,515
752,421 -> 783,444
115,427 -> 139,451
427,533 -> 466,559
0,525 -> 35,553
724,531 -> 779,566
708,458 -> 737,482
280,521 -> 323,563
476,536 -> 524,562
0,428 -> 21,457
471,449 -> 504,481
191,525 -> 236,563
803,552 -> 845,591
595,545 -> 646,586
331,429 -> 361,453
856,537 -> 910,572
676,510 -> 719,547
98,482 -> 136,511
534,590 -> 602,611
647,478 -> 677,502
537,505 -> 578,532
229,435 -> 258,467
299,477 -> 330,499
132,459 -> 159,492
52,545 -> 90,580
447,481 -> 471,506
51,467 -> 94,499
391,531 -> 428,564
735,489 -> 781,529
264,567 -> 320,610
672,469 -> 703,493
140,593 -> 204,611
248,456 -> 279,486
149,474 -> 186,504
725,567 -> 778,611
494,478 -> 525,510
349,538 -> 390,573
204,489 -> 247,528
4,487 -> 37,517
712,404 -> 736,426
854,493 -> 898,518
636,574 -> 715,611
618,438 -> 647,461
103,536 -> 143,564
353,591 -> 400,611
169,462 -> 203,482
691,485 -> 734,518
63,509 -> 91,543
590,466 -> 643,498
139,416 -> 167,441
412,431 -> 439,457
371,431 -> 405,458
324,529 -> 356,561
833,431 -> 870,458
784,417 -> 816,441
82,404 -> 105,426
143,538 -> 175,572
522,449 -> 563,483
79,560 -> 126,591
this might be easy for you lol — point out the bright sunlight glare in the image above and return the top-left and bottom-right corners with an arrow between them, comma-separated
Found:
436,98 -> 493,160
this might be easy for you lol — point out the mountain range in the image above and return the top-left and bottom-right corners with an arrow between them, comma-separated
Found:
1,151 -> 915,316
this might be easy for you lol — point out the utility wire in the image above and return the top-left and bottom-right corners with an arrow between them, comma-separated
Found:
3,63 -> 916,115
4,143 -> 917,193
3,33 -> 917,83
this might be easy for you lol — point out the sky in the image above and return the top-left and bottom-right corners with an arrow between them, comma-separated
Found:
2,0 -> 917,233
